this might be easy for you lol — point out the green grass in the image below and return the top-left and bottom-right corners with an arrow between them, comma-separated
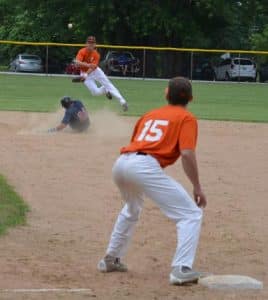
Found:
0,175 -> 29,235
1,74 -> 268,122
0,65 -> 8,71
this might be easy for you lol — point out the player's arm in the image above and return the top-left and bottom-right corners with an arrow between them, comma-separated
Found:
179,117 -> 207,208
130,117 -> 143,142
85,52 -> 100,74
74,59 -> 96,70
56,123 -> 67,131
74,50 -> 100,74
181,149 -> 206,208
48,123 -> 67,133
74,49 -> 94,71
48,111 -> 70,133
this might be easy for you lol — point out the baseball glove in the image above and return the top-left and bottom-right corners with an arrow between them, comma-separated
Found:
72,76 -> 85,83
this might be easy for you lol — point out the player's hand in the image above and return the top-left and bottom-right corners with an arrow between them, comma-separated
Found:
193,186 -> 207,208
47,127 -> 57,133
86,65 -> 96,75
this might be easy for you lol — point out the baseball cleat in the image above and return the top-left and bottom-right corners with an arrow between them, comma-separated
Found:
72,76 -> 85,83
121,102 -> 128,112
97,255 -> 128,273
106,91 -> 113,100
169,266 -> 201,285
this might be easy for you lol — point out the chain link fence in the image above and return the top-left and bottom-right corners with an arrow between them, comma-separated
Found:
0,41 -> 268,82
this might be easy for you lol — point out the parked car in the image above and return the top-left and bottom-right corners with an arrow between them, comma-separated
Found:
258,64 -> 268,83
214,57 -> 256,81
9,54 -> 43,73
65,59 -> 80,75
100,51 -> 140,76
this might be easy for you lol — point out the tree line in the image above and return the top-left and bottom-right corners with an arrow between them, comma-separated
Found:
0,0 -> 267,67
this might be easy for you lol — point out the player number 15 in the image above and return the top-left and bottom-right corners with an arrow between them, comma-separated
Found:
137,119 -> 169,142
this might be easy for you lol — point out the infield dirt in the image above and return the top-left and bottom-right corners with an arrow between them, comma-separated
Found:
0,110 -> 267,300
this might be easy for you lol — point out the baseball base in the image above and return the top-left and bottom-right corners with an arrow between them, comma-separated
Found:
199,275 -> 263,290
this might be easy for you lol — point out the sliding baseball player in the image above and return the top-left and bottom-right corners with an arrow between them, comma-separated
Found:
48,96 -> 90,133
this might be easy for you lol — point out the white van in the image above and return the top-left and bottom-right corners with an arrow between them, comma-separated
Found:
214,58 -> 256,81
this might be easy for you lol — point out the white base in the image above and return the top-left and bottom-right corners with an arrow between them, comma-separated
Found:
199,275 -> 263,290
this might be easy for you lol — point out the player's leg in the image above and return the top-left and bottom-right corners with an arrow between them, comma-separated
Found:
126,153 -> 203,283
151,182 -> 203,268
93,67 -> 128,109
112,153 -> 202,268
105,196 -> 144,258
142,167 -> 202,268
142,156 -> 203,284
71,119 -> 90,132
98,154 -> 144,272
83,74 -> 106,96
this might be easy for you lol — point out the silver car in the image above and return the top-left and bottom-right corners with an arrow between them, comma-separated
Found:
9,54 -> 43,73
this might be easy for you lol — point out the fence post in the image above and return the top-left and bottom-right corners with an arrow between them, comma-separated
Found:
45,45 -> 49,75
142,48 -> 146,80
190,51 -> 193,82
238,52 -> 241,83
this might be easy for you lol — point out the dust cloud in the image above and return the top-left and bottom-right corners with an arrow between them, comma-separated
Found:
13,108 -> 133,138
17,109 -> 64,135
90,109 -> 132,138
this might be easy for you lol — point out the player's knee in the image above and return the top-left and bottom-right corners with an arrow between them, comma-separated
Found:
176,207 -> 202,226
121,204 -> 142,222
192,206 -> 203,222
84,83 -> 99,96
120,210 -> 140,222
89,89 -> 99,96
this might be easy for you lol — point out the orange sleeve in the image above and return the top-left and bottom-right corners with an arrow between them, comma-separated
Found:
76,48 -> 85,62
179,116 -> 198,150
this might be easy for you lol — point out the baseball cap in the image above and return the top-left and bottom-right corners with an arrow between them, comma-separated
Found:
87,36 -> 96,43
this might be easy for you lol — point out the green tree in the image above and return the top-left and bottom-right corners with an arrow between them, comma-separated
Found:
0,0 -> 267,75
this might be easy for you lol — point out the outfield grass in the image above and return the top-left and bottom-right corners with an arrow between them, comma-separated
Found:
1,74 -> 268,122
0,175 -> 29,235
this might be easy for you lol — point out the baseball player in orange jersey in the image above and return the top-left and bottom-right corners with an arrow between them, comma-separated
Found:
74,36 -> 128,112
98,77 -> 207,285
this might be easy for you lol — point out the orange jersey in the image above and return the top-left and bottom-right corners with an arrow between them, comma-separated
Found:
76,47 -> 100,72
121,105 -> 198,168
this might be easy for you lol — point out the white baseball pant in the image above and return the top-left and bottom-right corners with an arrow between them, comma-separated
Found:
81,67 -> 127,105
106,153 -> 203,268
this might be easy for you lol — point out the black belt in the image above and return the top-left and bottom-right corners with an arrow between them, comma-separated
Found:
136,152 -> 147,156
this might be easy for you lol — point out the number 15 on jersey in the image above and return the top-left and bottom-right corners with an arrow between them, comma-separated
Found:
137,119 -> 169,142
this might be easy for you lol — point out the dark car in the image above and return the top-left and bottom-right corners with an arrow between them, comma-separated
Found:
65,60 -> 80,75
259,64 -> 268,83
100,51 -> 140,76
192,60 -> 215,80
